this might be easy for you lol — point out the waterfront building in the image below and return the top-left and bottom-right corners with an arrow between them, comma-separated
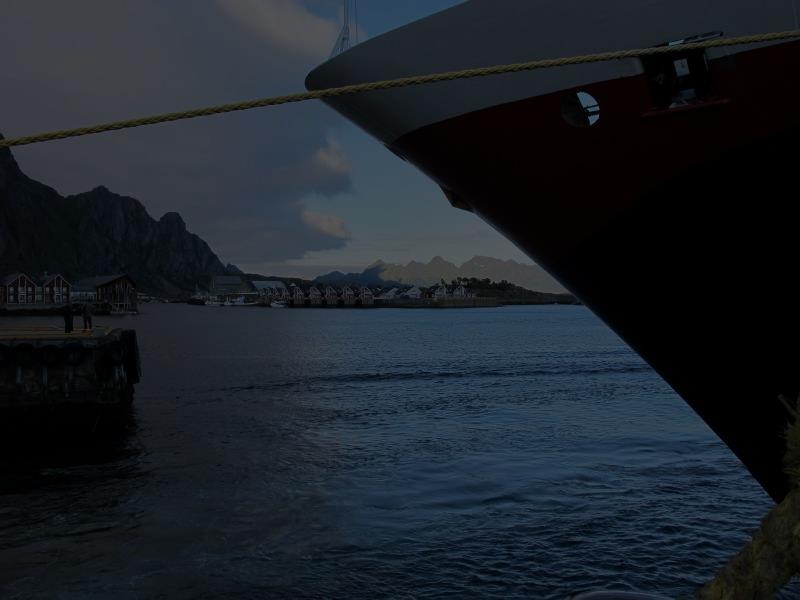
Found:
0,273 -> 72,306
76,275 -> 137,313
291,285 -> 306,305
378,287 -> 399,300
308,286 -> 323,305
212,275 -> 253,297
252,280 -> 288,299
324,286 -> 339,306
71,282 -> 98,303
341,286 -> 356,305
2,273 -> 37,304
42,274 -> 71,304
403,286 -> 422,300
359,287 -> 374,306
432,284 -> 448,299
452,285 -> 468,298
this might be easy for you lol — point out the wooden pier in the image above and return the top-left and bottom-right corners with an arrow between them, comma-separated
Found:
0,326 -> 141,434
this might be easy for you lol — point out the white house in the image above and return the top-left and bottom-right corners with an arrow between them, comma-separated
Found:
432,284 -> 448,299
252,280 -> 288,299
378,287 -> 399,300
359,287 -> 374,305
291,285 -> 306,305
403,286 -> 422,299
324,286 -> 339,306
341,286 -> 356,305
308,286 -> 323,305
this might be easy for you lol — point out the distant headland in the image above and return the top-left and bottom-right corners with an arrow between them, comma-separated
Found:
1,139 -> 571,303
313,256 -> 566,295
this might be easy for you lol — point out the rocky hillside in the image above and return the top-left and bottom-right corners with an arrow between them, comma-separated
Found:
0,139 -> 228,295
316,256 -> 566,294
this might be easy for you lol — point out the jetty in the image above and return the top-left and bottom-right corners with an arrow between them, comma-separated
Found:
0,326 -> 141,433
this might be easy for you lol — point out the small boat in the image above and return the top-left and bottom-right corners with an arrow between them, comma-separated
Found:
270,300 -> 287,308
207,299 -> 231,307
227,296 -> 259,307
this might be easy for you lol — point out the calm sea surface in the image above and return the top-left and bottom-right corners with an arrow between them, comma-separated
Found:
0,304 -> 792,599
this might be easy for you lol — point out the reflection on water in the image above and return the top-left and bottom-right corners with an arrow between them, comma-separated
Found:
0,305 -> 794,598
0,408 -> 138,495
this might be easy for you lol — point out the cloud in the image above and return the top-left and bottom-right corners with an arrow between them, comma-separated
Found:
272,135 -> 352,198
313,136 -> 351,176
204,206 -> 351,265
0,0 -> 353,268
301,209 -> 351,240
216,0 -> 340,60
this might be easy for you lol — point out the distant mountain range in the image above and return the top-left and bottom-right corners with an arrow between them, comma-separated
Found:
0,137 -> 232,295
315,256 -> 566,294
1,137 -> 566,297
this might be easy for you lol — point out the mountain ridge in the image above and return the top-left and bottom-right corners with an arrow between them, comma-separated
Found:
315,255 -> 565,293
0,137 -> 230,295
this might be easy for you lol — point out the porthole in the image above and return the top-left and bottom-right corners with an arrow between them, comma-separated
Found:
561,91 -> 600,127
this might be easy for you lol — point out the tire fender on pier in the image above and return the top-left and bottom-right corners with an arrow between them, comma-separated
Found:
120,330 -> 141,384
0,344 -> 11,366
13,344 -> 36,367
38,345 -> 63,366
63,343 -> 86,367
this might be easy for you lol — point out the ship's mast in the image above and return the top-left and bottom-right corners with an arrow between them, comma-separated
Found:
353,0 -> 358,44
330,0 -> 357,58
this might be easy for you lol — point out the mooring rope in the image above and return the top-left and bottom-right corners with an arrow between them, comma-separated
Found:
1,29 -> 799,149
697,394 -> 800,599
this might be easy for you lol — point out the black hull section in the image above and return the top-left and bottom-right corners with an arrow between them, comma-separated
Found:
546,129 -> 800,503
402,122 -> 799,502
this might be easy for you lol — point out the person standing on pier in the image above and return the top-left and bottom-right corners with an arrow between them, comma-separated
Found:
82,302 -> 94,330
62,303 -> 73,334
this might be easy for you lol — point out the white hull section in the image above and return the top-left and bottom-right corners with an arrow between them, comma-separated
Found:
307,0 -> 799,145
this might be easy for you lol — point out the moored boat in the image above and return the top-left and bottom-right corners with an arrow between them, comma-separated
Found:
228,296 -> 259,307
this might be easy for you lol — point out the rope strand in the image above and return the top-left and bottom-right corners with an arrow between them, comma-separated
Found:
1,29 -> 799,149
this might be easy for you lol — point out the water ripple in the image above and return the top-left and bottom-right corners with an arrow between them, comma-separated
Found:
0,306 -> 794,599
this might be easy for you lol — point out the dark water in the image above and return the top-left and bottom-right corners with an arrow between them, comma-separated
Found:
0,305 -> 792,599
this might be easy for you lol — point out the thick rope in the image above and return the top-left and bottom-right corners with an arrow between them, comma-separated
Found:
1,29 -> 799,149
696,487 -> 800,599
697,394 -> 800,599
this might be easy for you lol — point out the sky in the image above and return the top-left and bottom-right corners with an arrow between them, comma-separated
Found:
0,0 -> 534,278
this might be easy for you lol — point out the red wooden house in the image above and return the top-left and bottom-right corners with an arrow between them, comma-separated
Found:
76,274 -> 137,313
42,274 -> 71,304
2,273 -> 37,304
